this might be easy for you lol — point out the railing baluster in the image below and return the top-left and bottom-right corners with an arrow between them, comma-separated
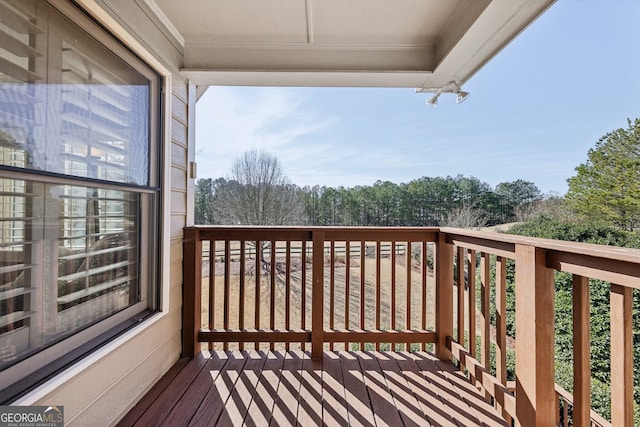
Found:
301,240 -> 307,351
573,275 -> 591,425
223,241 -> 230,351
495,255 -> 507,387
209,240 -> 216,351
330,240 -> 335,351
480,253 -> 491,371
495,255 -> 509,421
457,246 -> 465,345
360,241 -> 366,350
467,250 -> 477,391
391,240 -> 396,345
239,240 -> 245,351
375,241 -> 381,351
610,283 -> 633,426
421,241 -> 427,352
311,230 -> 325,359
255,240 -> 261,350
406,241 -> 411,351
285,240 -> 291,351
345,241 -> 350,350
270,241 -> 276,339
468,249 -> 476,359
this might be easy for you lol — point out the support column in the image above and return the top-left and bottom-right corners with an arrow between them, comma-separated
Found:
514,244 -> 555,426
435,232 -> 453,360
182,227 -> 202,358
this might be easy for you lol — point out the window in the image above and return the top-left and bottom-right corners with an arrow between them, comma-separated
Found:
0,0 -> 160,399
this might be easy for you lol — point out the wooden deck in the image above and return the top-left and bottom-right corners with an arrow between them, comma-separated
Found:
118,350 -> 507,426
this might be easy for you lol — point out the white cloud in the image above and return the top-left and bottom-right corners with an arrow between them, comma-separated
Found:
195,87 -> 338,179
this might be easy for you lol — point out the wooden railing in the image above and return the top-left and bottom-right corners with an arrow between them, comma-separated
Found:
183,226 -> 640,426
184,227 -> 439,356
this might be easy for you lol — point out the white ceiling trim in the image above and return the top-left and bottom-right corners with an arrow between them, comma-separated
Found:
180,70 -> 433,88
183,45 -> 435,74
186,41 -> 435,51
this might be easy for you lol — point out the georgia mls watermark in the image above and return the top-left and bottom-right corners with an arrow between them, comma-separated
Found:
0,406 -> 64,427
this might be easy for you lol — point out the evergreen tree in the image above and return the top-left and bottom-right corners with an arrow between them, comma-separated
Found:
566,118 -> 640,231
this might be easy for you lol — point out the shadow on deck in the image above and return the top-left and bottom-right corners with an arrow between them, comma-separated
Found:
118,350 -> 506,426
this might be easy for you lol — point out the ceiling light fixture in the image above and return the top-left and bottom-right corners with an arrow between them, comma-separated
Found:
426,93 -> 439,107
451,82 -> 470,104
416,81 -> 470,106
456,91 -> 470,104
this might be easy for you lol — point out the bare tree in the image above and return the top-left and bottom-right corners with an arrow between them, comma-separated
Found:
513,195 -> 571,223
213,149 -> 306,225
442,203 -> 488,229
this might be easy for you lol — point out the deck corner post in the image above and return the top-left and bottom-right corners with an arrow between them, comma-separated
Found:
183,227 -> 202,358
514,244 -> 555,426
435,231 -> 453,361
610,283 -> 634,426
311,229 -> 325,360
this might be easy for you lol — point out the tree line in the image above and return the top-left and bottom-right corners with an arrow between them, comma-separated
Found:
300,176 -> 541,227
195,151 -> 544,228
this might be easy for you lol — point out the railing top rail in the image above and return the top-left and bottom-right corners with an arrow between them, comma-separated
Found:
186,225 -> 640,264
440,226 -> 640,264
185,225 -> 441,232
185,226 -> 440,242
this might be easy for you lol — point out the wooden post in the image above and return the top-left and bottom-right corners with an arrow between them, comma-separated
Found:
610,284 -> 633,427
572,275 -> 591,426
435,232 -> 453,360
514,244 -> 555,426
182,227 -> 202,358
311,230 -> 325,359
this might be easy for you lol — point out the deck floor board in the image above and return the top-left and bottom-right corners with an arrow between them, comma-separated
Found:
269,351 -> 304,426
162,351 -> 231,426
297,354 -> 323,426
189,350 -> 248,426
243,351 -> 286,427
131,352 -> 210,427
394,351 -> 457,426
320,352 -> 350,426
376,351 -> 433,427
220,351 -> 267,426
117,350 -> 506,427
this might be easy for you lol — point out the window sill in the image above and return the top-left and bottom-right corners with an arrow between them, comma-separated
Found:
11,311 -> 169,405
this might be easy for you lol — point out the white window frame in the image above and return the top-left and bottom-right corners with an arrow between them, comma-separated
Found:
0,0 -> 174,402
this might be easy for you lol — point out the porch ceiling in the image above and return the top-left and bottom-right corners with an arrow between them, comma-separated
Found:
146,0 -> 555,91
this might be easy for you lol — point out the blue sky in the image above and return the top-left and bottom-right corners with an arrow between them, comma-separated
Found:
195,0 -> 640,195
